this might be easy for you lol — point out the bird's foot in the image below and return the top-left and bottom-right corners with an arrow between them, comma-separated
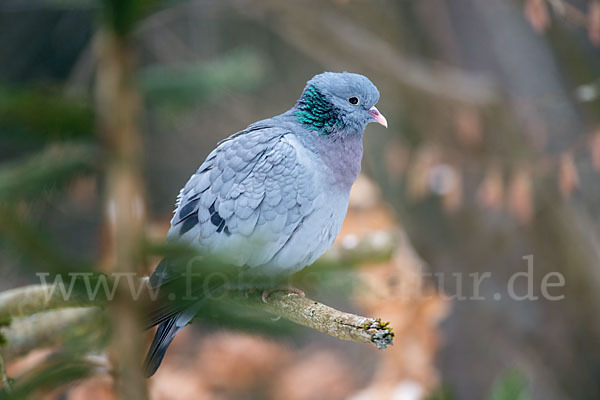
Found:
261,285 -> 305,303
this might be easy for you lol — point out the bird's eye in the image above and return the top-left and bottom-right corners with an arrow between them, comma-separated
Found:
348,96 -> 359,105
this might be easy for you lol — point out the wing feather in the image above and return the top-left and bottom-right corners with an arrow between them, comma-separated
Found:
167,125 -> 317,271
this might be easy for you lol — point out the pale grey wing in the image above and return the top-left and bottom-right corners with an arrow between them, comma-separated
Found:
168,125 -> 318,272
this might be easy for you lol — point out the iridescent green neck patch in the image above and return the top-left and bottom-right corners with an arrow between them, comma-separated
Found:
295,86 -> 340,135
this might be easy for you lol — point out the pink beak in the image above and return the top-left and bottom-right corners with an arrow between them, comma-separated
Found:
368,106 -> 388,128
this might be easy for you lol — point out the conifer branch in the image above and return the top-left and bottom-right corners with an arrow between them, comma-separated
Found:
0,282 -> 393,365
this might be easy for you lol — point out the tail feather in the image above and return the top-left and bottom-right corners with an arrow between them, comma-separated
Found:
144,256 -> 223,377
143,316 -> 183,377
144,300 -> 205,377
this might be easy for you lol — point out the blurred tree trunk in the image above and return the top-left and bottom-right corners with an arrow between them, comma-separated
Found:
401,1 -> 600,399
95,16 -> 148,400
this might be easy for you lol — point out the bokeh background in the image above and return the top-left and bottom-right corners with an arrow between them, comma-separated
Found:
1,0 -> 600,399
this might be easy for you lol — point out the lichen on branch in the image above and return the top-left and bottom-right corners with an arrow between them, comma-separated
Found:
236,291 -> 394,349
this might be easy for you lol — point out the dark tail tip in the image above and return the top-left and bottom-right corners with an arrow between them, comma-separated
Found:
143,317 -> 180,378
143,347 -> 168,378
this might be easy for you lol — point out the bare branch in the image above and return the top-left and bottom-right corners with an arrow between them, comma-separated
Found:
0,285 -> 87,322
0,284 -> 393,365
0,307 -> 103,361
238,291 -> 394,349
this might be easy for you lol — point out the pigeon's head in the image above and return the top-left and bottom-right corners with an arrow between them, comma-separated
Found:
295,72 -> 387,135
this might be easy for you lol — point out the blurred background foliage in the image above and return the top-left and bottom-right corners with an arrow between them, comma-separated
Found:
1,0 -> 600,399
